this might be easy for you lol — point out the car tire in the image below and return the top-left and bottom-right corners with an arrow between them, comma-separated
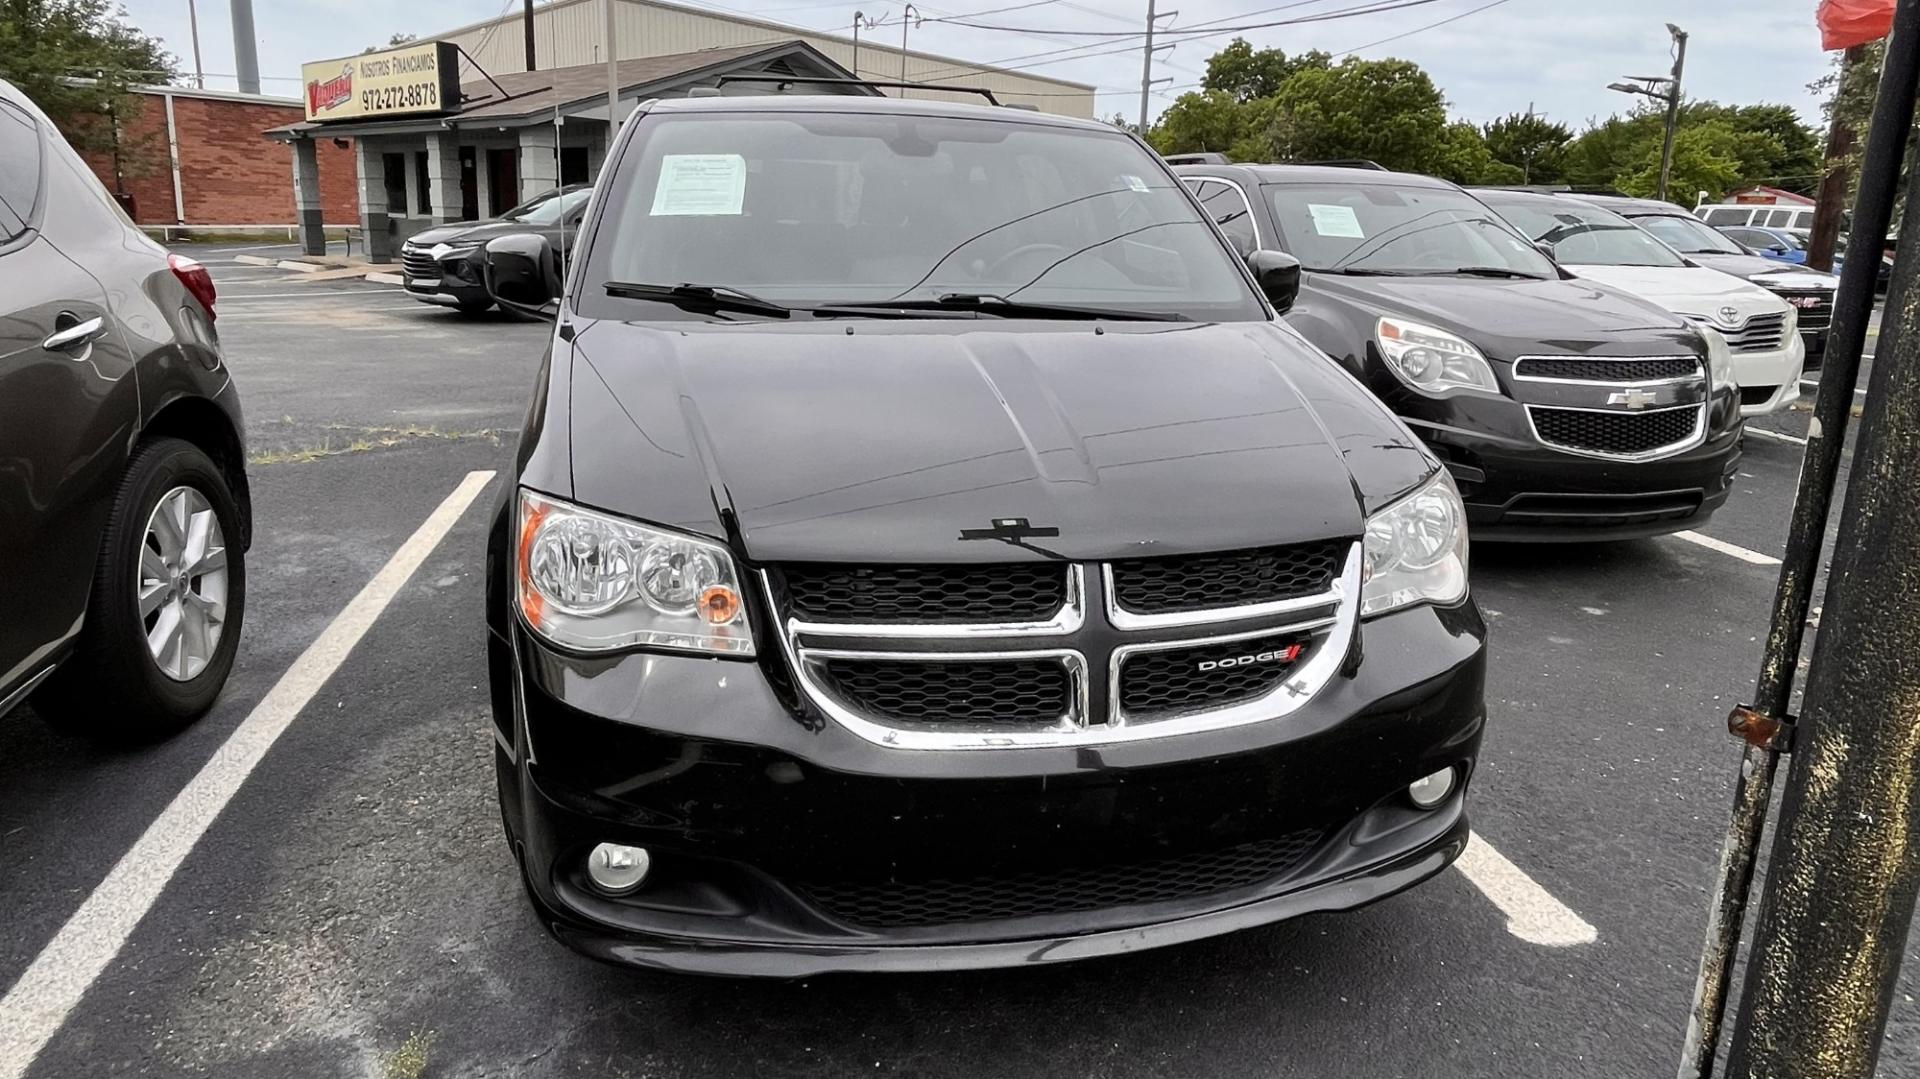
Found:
34,437 -> 247,742
456,298 -> 494,315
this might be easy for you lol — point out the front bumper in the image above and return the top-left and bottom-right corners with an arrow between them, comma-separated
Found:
1732,335 -> 1806,417
490,601 -> 1487,976
400,248 -> 488,306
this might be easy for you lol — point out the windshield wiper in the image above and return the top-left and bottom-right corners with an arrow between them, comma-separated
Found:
1445,266 -> 1547,279
603,281 -> 792,318
1320,266 -> 1416,276
815,293 -> 1185,322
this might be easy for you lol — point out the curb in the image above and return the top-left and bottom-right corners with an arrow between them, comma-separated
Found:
276,260 -> 323,273
232,254 -> 279,267
365,272 -> 406,286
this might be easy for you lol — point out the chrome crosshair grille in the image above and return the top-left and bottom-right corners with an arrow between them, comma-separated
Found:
763,542 -> 1361,750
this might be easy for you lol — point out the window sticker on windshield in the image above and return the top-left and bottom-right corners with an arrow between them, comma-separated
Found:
649,154 -> 746,216
1308,203 -> 1364,238
1122,174 -> 1149,192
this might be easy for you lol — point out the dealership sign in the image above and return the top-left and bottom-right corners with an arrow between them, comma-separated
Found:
301,41 -> 460,122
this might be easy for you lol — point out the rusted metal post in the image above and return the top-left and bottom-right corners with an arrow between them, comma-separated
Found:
1725,161 -> 1920,1076
1676,2 -> 1920,1074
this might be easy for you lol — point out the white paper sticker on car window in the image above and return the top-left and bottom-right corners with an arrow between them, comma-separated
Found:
650,154 -> 746,216
1308,203 -> 1365,238
1122,174 -> 1149,193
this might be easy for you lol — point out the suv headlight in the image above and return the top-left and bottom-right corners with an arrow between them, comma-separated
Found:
1375,317 -> 1500,395
1362,471 -> 1469,617
515,490 -> 754,656
430,240 -> 481,260
1697,326 -> 1737,390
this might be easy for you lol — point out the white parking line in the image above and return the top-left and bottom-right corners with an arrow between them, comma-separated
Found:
0,470 -> 495,1079
1747,427 -> 1808,445
1800,377 -> 1867,397
1455,832 -> 1597,947
216,290 -> 403,301
1672,530 -> 1782,566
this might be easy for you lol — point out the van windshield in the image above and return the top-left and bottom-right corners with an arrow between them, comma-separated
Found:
1261,182 -> 1554,278
1630,212 -> 1747,255
578,110 -> 1265,321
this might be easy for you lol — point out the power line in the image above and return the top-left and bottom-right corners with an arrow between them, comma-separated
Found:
1338,0 -> 1517,54
934,0 -> 1452,37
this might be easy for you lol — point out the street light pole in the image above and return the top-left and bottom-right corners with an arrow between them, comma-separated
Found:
1656,23 -> 1688,203
900,4 -> 920,91
852,10 -> 864,78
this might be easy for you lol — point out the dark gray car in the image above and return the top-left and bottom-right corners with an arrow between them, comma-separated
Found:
0,79 -> 251,739
399,184 -> 592,313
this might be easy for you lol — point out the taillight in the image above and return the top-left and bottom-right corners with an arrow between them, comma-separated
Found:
168,253 -> 217,321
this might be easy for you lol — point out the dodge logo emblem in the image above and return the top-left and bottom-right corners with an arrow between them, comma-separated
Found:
1198,643 -> 1303,672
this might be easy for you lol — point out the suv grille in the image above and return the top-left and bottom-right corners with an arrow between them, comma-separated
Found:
780,563 -> 1066,624
1530,404 -> 1701,458
799,830 -> 1323,928
1724,312 -> 1789,353
1773,290 -> 1832,332
400,247 -> 440,282
1110,541 -> 1344,615
813,657 -> 1071,727
1120,632 -> 1310,718
1514,356 -> 1699,382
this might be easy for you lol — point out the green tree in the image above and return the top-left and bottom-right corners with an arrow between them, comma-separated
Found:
1431,121 -> 1524,186
1483,112 -> 1572,184
1259,57 -> 1449,171
1200,37 -> 1330,103
0,0 -> 173,152
1147,89 -> 1256,157
1613,122 -> 1746,203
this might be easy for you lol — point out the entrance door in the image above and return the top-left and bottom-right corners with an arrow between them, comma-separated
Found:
486,148 -> 518,216
459,146 -> 478,221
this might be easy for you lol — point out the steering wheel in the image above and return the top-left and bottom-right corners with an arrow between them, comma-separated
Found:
982,243 -> 1069,278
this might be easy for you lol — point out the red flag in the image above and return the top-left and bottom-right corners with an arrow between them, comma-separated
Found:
1818,0 -> 1896,49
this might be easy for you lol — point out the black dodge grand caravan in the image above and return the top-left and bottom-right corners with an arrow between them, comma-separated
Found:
481,94 -> 1486,976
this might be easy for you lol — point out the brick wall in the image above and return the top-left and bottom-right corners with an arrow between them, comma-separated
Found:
77,90 -> 359,226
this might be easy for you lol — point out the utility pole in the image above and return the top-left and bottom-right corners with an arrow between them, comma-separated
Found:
525,0 -> 538,71
605,0 -> 618,127
1808,44 -> 1869,274
185,0 -> 205,89
1138,0 -> 1176,134
1675,2 -> 1920,1076
852,10 -> 864,78
1719,0 -> 1920,1068
1656,23 -> 1687,203
900,4 -> 921,91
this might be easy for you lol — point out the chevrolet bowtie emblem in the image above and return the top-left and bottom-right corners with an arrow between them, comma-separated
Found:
1608,387 -> 1660,410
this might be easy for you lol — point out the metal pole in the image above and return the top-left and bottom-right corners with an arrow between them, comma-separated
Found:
1676,3 -> 1920,1075
900,5 -> 919,91
524,0 -> 537,71
1808,44 -> 1868,274
1720,4 -> 1920,1073
185,0 -> 205,89
1656,24 -> 1686,203
228,0 -> 258,93
605,0 -> 618,125
1138,0 -> 1156,134
852,11 -> 862,78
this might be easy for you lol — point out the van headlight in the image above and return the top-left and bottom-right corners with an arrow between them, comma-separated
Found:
1375,317 -> 1499,396
1362,472 -> 1469,617
1699,326 -> 1737,391
515,490 -> 754,656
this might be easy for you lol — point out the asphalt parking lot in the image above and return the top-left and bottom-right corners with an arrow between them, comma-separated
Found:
0,241 -> 1912,1078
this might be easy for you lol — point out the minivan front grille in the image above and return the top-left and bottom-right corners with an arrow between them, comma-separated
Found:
1529,404 -> 1703,459
1119,632 -> 1311,719
812,656 -> 1072,728
1513,356 -> 1700,382
798,829 -> 1324,928
778,562 -> 1067,625
1109,541 -> 1345,616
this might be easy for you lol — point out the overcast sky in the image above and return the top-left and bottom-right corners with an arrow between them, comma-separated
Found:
116,0 -> 1843,129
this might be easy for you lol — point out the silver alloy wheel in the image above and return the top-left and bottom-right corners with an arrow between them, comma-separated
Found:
138,485 -> 229,682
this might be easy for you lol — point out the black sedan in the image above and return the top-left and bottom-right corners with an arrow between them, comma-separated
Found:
399,184 -> 592,313
478,95 -> 1485,976
1177,163 -> 1743,541
0,79 -> 250,736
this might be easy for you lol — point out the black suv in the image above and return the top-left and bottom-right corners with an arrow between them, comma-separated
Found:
400,184 -> 592,313
479,95 -> 1486,976
1177,163 -> 1743,541
0,80 -> 250,737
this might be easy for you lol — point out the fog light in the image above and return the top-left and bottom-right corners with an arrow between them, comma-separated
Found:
1408,767 -> 1457,809
586,843 -> 651,894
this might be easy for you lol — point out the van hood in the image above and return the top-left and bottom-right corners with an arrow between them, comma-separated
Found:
563,319 -> 1431,563
1564,264 -> 1791,321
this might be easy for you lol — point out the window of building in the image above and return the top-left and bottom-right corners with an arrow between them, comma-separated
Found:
414,151 -> 432,216
561,146 -> 590,186
382,152 -> 408,214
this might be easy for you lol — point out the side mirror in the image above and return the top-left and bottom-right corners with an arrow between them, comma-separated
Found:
1245,250 -> 1301,314
483,233 -> 561,320
1771,245 -> 1790,255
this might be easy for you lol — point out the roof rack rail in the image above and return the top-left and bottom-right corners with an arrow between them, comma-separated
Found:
1293,158 -> 1387,171
1163,152 -> 1231,165
712,75 -> 1000,105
